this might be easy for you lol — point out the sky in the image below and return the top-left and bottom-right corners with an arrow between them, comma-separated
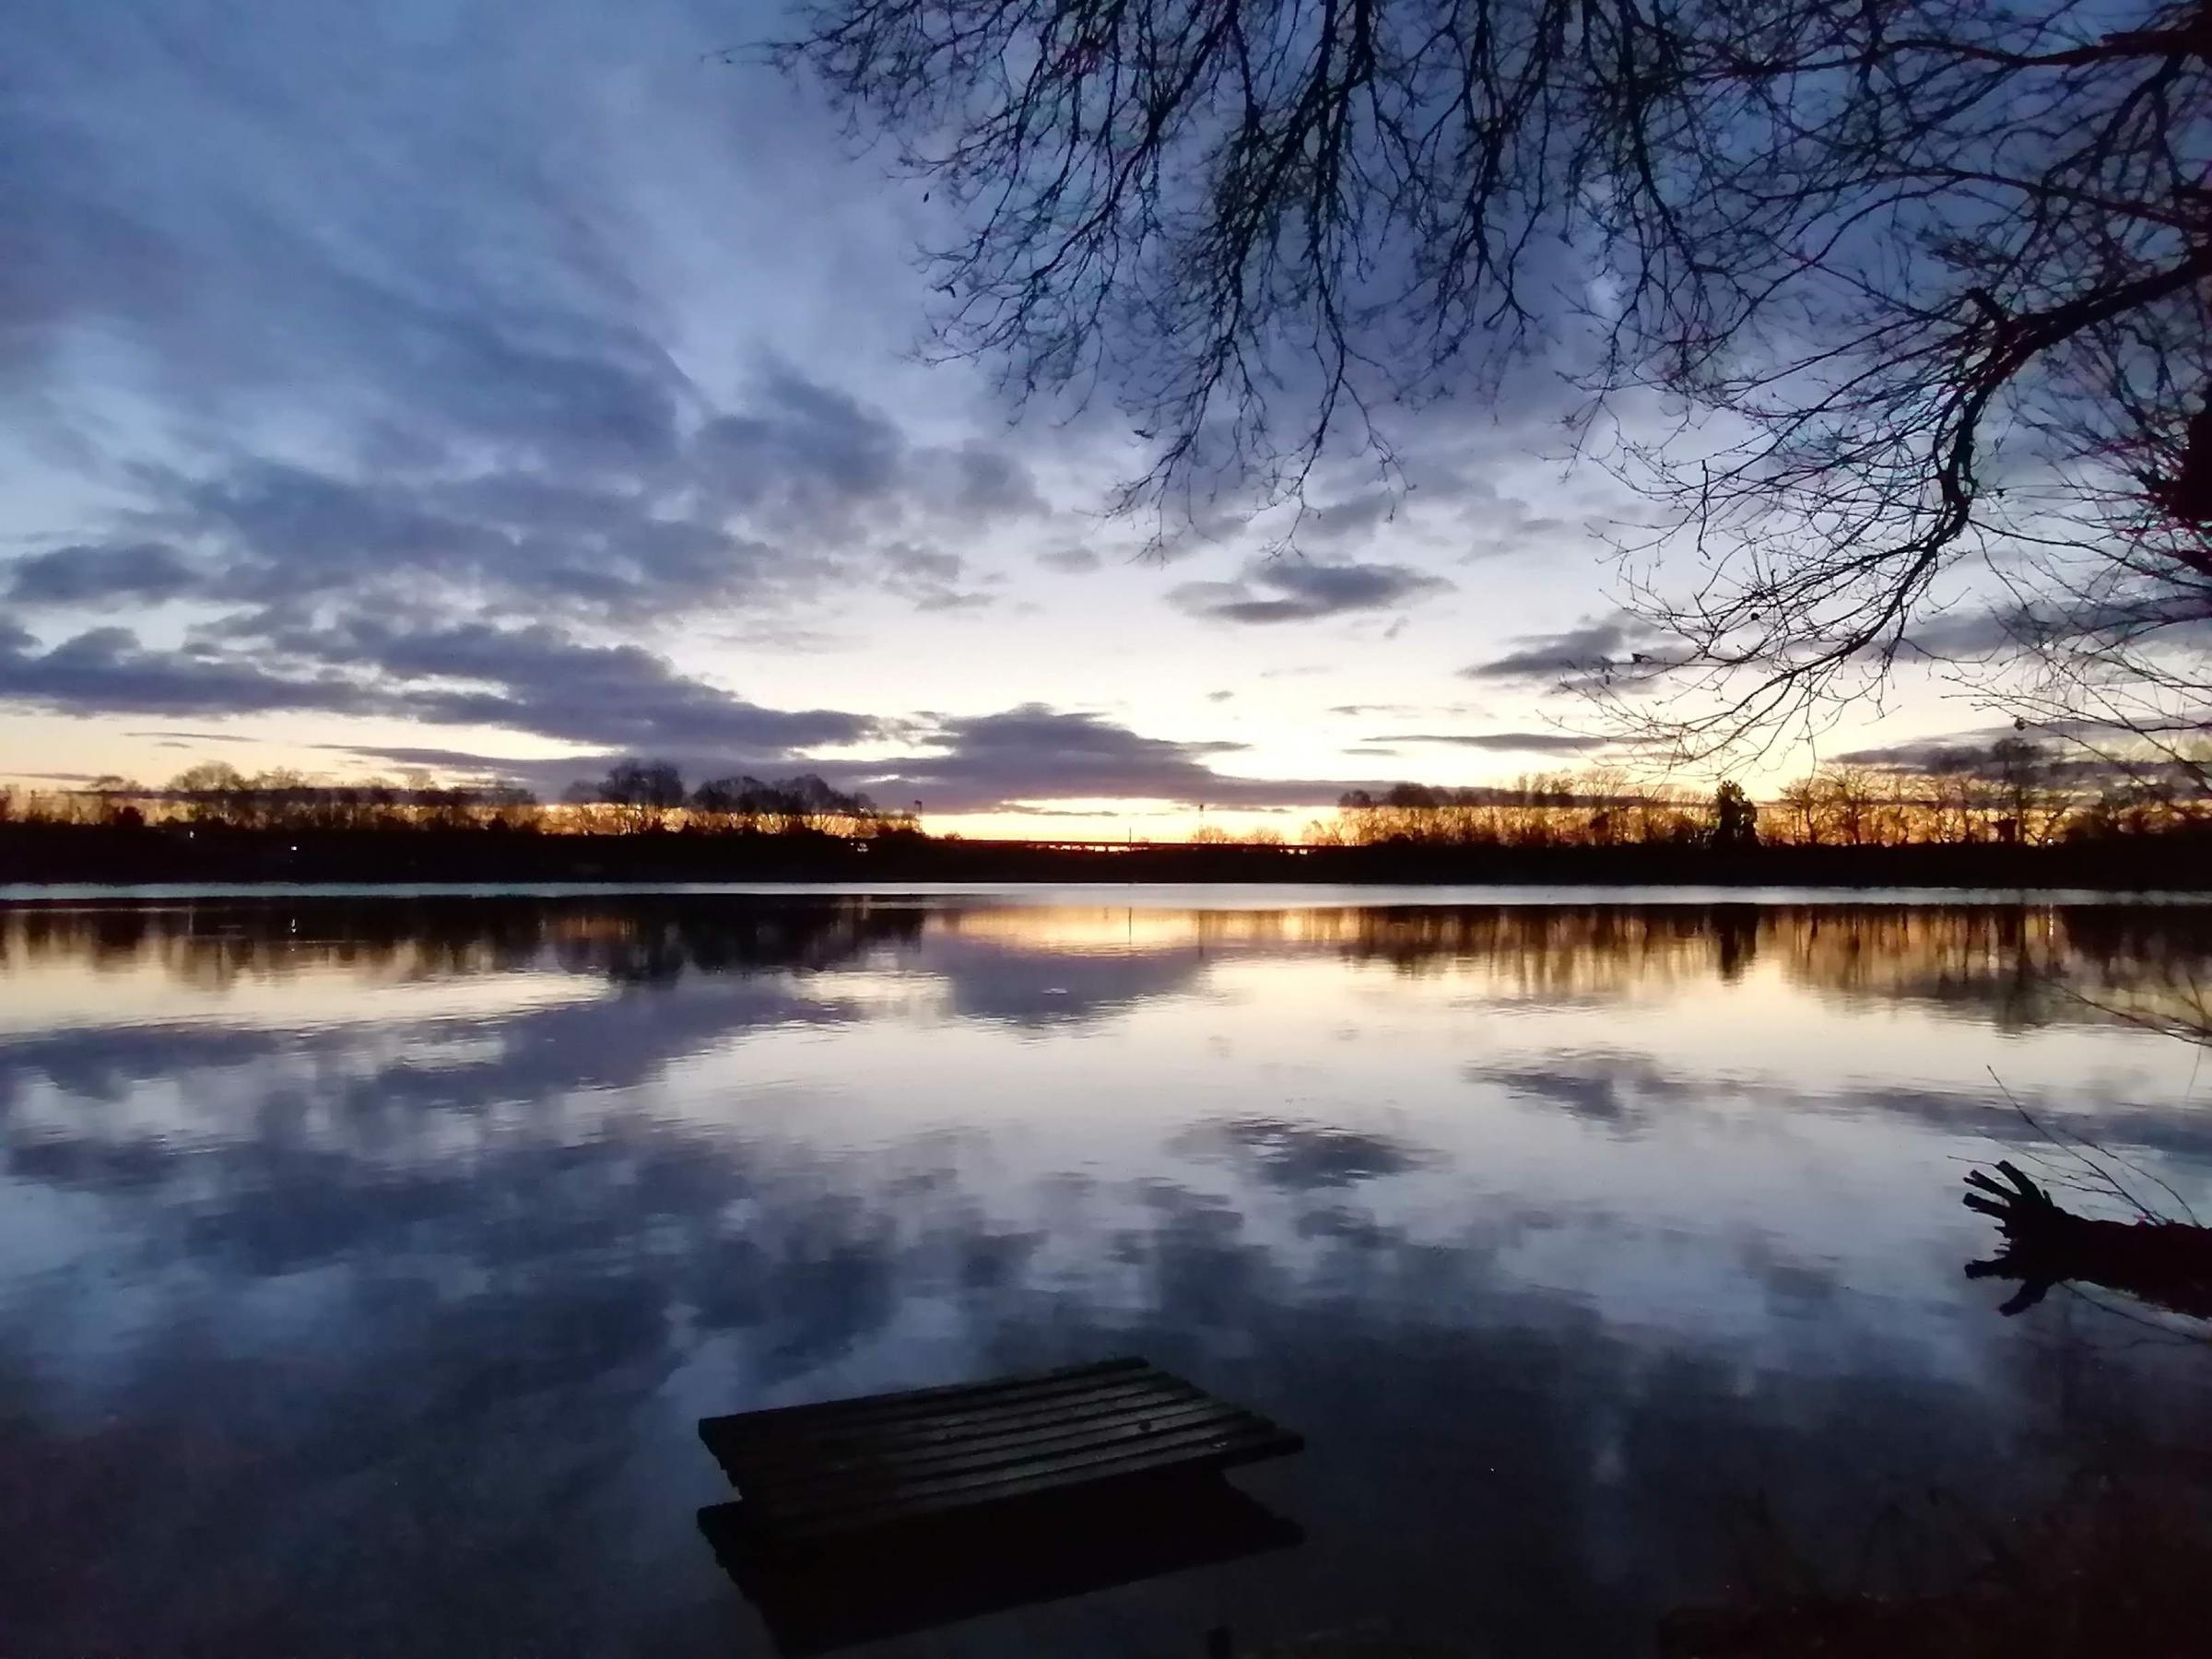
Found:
0,0 -> 1984,839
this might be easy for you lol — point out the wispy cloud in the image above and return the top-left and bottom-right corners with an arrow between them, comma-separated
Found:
1368,731 -> 1604,754
1460,615 -> 1674,686
1171,559 -> 1452,625
0,617 -> 874,759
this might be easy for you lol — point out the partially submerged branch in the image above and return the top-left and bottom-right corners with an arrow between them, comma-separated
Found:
1962,1159 -> 2212,1321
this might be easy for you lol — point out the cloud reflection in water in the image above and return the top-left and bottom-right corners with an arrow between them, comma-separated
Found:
2,896 -> 2209,1655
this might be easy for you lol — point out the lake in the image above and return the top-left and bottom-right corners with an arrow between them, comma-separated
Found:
3,888 -> 2209,1655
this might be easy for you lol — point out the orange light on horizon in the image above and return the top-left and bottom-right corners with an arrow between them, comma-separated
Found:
918,804 -> 1328,844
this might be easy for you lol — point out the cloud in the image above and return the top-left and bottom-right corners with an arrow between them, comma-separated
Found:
2,4 -> 701,470
1369,731 -> 1605,753
1171,559 -> 1452,625
1833,724 -> 2183,790
878,540 -> 1001,612
0,0 -> 1618,810
854,703 -> 1391,813
1297,489 -> 1396,547
860,704 -> 1241,810
6,542 -> 196,606
0,0 -> 1092,781
0,626 -> 389,723
1896,608 -> 2030,661
1460,615 -> 1675,685
1895,599 -> 2212,663
329,617 -> 877,755
294,701 -> 1410,814
1037,547 -> 1102,573
0,616 -> 873,760
690,368 -> 1047,554
168,461 -> 765,618
9,359 -> 1049,628
303,744 -> 573,787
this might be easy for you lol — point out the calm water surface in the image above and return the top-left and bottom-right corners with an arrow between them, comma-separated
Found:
4,888 -> 2210,1655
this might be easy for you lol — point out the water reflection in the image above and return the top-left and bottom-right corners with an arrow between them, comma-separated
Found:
9,895 -> 2206,1017
2,896 -> 2210,1655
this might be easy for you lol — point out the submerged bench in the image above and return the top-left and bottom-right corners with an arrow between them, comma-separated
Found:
697,1355 -> 1303,1550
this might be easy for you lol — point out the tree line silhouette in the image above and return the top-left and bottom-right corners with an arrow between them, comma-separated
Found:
5,739 -> 2210,887
0,759 -> 917,840
1321,739 -> 2212,852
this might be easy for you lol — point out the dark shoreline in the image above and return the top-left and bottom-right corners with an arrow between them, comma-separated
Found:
3,821 -> 2206,891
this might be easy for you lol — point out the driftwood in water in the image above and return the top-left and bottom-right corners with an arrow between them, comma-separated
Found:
1963,1161 -> 2212,1319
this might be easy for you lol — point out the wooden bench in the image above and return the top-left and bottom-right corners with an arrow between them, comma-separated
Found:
697,1357 -> 1304,1651
698,1355 -> 1302,1548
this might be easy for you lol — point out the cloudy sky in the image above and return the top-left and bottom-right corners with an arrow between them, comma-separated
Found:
1,0 -> 1969,835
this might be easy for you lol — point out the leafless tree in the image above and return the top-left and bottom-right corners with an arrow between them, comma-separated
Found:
578,759 -> 688,834
1819,764 -> 1881,848
771,0 -> 2212,752
1776,774 -> 1825,844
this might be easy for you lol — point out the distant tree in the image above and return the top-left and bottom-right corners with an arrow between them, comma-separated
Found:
477,785 -> 542,832
682,771 -> 891,836
79,775 -> 144,828
1819,766 -> 1883,849
168,761 -> 248,827
587,759 -> 687,833
1917,759 -> 1978,844
1872,772 -> 1914,848
1989,735 -> 2069,843
777,0 -> 2212,755
414,783 -> 482,833
782,772 -> 874,834
1709,782 -> 1759,852
688,775 -> 758,831
1775,776 -> 1824,846
359,778 -> 404,832
1188,823 -> 1234,845
246,768 -> 310,831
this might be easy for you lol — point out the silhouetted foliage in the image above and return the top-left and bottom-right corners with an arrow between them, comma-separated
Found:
123,764 -> 545,834
1337,776 -> 1707,848
1710,782 -> 1759,851
587,759 -> 687,834
0,756 -> 917,845
687,771 -> 898,836
1324,738 -> 2212,851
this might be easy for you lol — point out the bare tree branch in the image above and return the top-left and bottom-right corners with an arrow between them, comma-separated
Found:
768,0 -> 2212,750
